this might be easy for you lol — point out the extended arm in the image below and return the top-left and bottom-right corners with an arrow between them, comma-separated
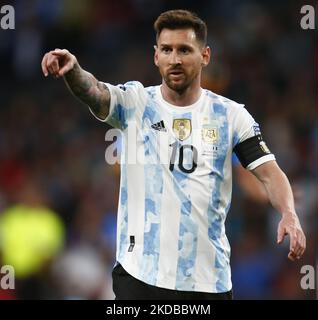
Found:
234,164 -> 268,203
252,160 -> 306,261
41,49 -> 110,120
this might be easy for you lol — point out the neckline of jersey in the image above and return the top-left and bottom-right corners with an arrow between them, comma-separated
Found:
156,85 -> 204,112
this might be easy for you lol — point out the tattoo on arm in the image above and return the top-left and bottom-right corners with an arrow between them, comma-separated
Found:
64,63 -> 110,120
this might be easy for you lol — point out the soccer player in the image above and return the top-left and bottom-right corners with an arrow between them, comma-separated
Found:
41,10 -> 306,300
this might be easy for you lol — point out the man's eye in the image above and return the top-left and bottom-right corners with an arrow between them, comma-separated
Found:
162,48 -> 171,53
181,48 -> 190,54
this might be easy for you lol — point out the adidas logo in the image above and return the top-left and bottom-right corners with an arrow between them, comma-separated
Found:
151,120 -> 167,132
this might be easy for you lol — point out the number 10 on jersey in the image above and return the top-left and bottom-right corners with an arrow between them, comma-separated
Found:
169,141 -> 198,174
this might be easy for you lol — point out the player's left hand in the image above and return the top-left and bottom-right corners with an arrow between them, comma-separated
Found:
277,213 -> 306,261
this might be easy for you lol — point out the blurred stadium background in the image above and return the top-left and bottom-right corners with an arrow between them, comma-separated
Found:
0,0 -> 317,299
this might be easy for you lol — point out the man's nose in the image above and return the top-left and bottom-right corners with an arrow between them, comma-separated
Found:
169,50 -> 182,65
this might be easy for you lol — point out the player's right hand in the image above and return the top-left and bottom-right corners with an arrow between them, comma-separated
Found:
41,49 -> 77,78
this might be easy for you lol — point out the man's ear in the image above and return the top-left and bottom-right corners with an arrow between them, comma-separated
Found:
201,46 -> 211,67
154,45 -> 159,67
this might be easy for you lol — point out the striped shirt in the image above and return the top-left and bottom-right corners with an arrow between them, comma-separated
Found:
90,81 -> 275,293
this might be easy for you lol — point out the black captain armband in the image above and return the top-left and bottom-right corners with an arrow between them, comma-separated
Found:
233,135 -> 272,168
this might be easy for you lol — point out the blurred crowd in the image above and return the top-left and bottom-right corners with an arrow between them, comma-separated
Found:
0,0 -> 317,299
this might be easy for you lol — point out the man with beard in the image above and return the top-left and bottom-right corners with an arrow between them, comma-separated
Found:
41,9 -> 306,300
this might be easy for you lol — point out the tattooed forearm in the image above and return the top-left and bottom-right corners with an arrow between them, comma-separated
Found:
64,63 -> 110,120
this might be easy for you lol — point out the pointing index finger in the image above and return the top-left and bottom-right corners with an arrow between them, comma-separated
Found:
41,53 -> 49,77
52,49 -> 68,56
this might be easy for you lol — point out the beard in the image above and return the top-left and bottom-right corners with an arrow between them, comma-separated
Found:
161,67 -> 199,93
164,74 -> 191,93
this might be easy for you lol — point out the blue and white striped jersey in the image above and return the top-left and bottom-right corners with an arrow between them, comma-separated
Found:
91,81 -> 275,293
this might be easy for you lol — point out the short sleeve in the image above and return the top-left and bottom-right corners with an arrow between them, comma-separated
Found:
233,106 -> 275,170
232,106 -> 259,146
89,81 -> 145,130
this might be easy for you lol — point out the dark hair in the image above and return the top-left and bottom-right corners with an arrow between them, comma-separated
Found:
154,9 -> 207,46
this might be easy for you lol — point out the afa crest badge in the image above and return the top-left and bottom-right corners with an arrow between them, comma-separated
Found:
201,127 -> 219,144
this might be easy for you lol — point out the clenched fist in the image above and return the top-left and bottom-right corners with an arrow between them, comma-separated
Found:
41,49 -> 77,78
